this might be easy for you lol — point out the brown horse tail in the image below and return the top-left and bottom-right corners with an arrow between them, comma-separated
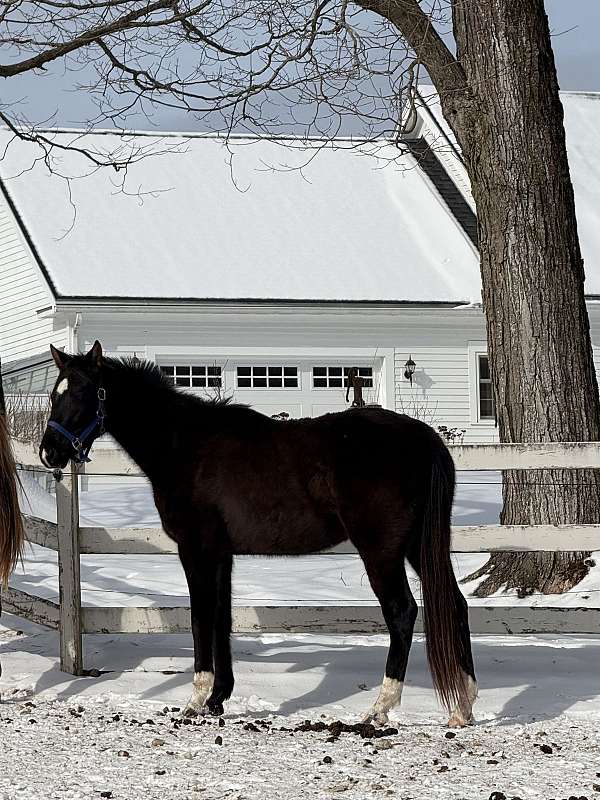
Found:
0,413 -> 24,586
420,442 -> 466,711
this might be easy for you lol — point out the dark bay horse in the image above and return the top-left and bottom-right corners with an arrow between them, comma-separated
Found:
40,342 -> 477,727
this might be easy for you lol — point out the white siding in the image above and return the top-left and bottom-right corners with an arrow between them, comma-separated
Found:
73,305 -> 492,436
0,192 -> 65,362
394,347 -> 498,444
74,305 -> 500,442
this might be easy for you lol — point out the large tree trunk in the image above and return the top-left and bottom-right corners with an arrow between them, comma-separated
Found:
0,356 -> 5,415
357,0 -> 600,595
447,1 -> 600,595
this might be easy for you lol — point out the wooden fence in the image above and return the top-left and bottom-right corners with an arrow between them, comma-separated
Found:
5,441 -> 600,674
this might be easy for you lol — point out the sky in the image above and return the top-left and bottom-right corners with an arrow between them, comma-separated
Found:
2,0 -> 599,132
545,0 -> 600,91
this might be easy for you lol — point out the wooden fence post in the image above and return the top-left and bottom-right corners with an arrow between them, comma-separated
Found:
56,462 -> 83,675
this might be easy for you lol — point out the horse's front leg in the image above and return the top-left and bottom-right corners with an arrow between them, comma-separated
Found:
178,541 -> 218,717
206,554 -> 234,716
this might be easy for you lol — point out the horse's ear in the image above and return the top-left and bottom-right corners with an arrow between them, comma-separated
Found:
50,344 -> 72,371
86,340 -> 103,369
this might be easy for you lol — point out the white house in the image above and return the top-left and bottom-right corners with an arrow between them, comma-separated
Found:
1,90 -> 600,444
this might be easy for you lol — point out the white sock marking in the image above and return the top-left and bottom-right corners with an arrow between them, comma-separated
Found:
56,378 -> 69,396
448,674 -> 478,727
184,671 -> 214,715
40,449 -> 51,468
362,676 -> 403,725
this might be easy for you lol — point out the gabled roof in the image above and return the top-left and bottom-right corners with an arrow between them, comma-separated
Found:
0,130 -> 480,305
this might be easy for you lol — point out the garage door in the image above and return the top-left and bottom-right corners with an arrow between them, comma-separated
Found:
158,360 -> 380,419
230,362 -> 377,419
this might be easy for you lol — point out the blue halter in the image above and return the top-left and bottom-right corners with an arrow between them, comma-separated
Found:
48,387 -> 107,464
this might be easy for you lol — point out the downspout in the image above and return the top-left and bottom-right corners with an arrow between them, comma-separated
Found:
69,312 -> 82,353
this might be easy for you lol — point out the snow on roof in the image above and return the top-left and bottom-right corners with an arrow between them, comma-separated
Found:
412,87 -> 472,209
414,86 -> 600,294
561,93 -> 600,291
0,131 -> 480,304
415,84 -> 461,155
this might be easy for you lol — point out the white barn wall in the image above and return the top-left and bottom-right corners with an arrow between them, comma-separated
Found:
56,303 -> 600,459
0,191 -> 67,363
73,304 -> 490,353
394,347 -> 497,444
71,302 -> 496,441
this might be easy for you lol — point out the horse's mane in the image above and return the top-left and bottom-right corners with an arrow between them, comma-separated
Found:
103,356 -> 232,405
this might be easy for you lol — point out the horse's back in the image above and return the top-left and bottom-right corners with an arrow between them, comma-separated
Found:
164,403 -> 450,556
306,406 -> 448,478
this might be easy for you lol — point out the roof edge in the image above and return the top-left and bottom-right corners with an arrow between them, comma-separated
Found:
0,176 -> 58,299
54,296 -> 472,309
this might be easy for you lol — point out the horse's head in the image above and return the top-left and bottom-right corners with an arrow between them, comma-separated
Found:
40,341 -> 105,469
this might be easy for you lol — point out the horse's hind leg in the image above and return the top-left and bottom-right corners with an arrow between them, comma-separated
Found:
360,554 -> 417,726
407,546 -> 478,727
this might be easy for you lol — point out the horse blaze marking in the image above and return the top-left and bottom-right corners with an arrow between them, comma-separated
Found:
56,378 -> 69,396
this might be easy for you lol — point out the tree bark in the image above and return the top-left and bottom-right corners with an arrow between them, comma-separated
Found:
0,356 -> 6,416
358,0 -> 600,595
449,1 -> 600,595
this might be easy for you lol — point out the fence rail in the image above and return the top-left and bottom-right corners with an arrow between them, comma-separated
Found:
13,439 -> 600,474
7,440 -> 600,674
21,516 -> 600,555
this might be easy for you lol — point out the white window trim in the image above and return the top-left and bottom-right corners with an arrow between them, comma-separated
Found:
155,356 -> 226,393
235,364 -> 300,390
467,342 -> 496,426
146,348 -> 393,408
311,365 -> 375,391
161,364 -> 223,390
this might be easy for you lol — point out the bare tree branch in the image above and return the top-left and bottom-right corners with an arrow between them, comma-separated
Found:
353,0 -> 464,95
0,0 -> 190,78
0,0 -> 429,166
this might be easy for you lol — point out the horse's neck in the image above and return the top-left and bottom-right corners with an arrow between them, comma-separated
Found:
101,367 -> 178,481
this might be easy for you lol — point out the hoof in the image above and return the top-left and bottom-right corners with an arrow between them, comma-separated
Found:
207,699 -> 224,717
183,702 -> 208,718
361,709 -> 389,727
447,712 -> 473,728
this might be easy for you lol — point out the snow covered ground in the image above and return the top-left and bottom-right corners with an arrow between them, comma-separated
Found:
4,468 -> 600,798
2,612 -> 600,799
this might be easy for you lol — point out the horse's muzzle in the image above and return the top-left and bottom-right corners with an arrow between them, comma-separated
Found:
39,434 -> 70,470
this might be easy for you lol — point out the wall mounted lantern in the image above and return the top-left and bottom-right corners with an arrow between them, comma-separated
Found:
404,356 -> 416,385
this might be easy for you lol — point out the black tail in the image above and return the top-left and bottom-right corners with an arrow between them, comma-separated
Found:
420,442 -> 467,711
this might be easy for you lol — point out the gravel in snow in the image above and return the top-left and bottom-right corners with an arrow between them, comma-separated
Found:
1,694 -> 599,800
